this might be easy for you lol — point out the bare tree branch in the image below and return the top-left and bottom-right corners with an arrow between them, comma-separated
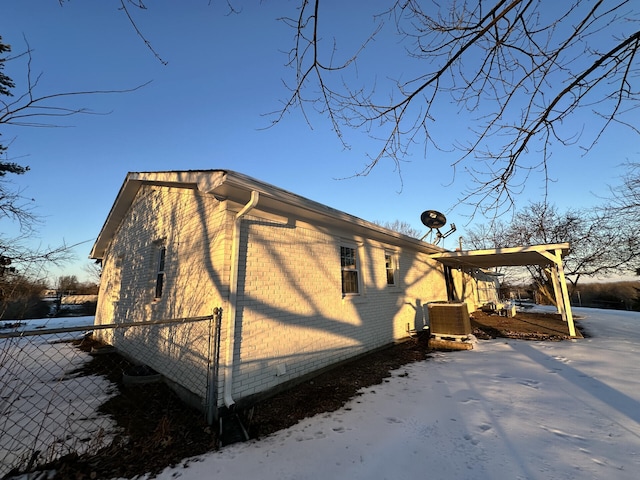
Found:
50,1 -> 640,219
1,34 -> 149,279
273,0 -> 640,217
117,0 -> 168,66
0,37 -> 151,129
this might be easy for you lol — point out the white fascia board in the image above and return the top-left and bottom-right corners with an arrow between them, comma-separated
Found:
90,169 -> 444,260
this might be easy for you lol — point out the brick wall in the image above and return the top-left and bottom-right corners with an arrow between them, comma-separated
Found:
230,216 -> 449,400
94,184 -> 461,410
95,185 -> 229,401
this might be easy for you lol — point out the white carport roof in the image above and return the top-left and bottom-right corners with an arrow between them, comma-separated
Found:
430,243 -> 577,337
430,243 -> 570,269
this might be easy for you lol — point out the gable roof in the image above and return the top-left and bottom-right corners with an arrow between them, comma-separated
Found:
90,170 -> 445,259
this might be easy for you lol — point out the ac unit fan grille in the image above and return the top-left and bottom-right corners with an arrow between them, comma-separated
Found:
428,303 -> 471,336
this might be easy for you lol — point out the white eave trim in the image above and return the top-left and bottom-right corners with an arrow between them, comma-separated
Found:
90,169 -> 444,259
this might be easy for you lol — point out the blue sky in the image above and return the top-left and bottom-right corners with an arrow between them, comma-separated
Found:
2,1 -> 637,284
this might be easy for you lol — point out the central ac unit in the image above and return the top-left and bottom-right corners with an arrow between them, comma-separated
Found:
428,302 -> 471,336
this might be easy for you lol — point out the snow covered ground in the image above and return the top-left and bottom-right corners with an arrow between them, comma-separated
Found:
2,308 -> 640,479
1,315 -> 96,334
0,316 -> 118,475
149,306 -> 640,480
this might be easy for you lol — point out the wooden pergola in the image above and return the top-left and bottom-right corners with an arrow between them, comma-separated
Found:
430,243 -> 576,337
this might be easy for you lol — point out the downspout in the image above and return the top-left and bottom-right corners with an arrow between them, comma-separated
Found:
223,190 -> 260,409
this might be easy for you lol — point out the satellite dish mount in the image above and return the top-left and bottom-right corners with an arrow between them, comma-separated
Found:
420,210 -> 456,245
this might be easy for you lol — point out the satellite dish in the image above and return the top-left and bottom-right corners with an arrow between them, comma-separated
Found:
420,210 -> 447,229
420,209 -> 457,245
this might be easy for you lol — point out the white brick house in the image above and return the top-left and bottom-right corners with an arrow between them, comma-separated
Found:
90,170 -> 479,420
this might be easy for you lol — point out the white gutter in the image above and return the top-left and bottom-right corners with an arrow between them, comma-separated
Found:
223,190 -> 260,408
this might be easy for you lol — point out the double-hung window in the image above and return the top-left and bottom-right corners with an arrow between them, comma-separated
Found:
340,245 -> 359,295
154,246 -> 166,299
385,252 -> 396,286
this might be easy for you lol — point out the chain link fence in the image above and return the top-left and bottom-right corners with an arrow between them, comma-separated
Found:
0,314 -> 220,479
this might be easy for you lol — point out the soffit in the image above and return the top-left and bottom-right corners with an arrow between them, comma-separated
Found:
210,171 -> 445,254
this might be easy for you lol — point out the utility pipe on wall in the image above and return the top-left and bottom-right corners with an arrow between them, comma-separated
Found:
223,190 -> 260,409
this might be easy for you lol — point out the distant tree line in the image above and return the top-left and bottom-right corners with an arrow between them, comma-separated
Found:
55,274 -> 99,296
373,219 -> 422,239
1,274 -> 98,320
0,272 -> 49,320
570,281 -> 640,311
499,280 -> 640,312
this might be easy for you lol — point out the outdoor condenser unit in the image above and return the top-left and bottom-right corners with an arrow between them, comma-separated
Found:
428,302 -> 471,336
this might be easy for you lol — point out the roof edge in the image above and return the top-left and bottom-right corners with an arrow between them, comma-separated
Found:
90,170 -> 443,259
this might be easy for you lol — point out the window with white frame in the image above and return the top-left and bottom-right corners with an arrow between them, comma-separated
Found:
340,245 -> 359,294
154,245 -> 166,299
385,252 -> 396,285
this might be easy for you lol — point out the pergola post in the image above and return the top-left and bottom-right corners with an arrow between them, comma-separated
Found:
547,265 -> 565,317
555,249 -> 576,337
539,250 -> 576,337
